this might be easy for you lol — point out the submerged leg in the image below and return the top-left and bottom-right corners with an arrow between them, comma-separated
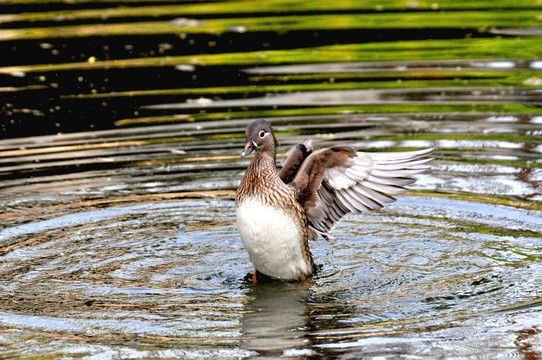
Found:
244,270 -> 276,284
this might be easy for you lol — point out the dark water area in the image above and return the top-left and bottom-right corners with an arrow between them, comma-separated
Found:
1,0 -> 542,358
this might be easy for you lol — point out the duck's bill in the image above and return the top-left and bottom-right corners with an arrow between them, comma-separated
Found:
240,141 -> 255,157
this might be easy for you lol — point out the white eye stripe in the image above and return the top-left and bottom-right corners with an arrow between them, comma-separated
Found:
259,130 -> 267,138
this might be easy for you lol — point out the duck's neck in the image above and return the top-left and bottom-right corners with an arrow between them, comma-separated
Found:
237,151 -> 280,202
247,151 -> 277,184
253,150 -> 276,169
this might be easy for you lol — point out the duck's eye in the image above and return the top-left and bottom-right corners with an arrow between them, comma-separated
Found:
259,130 -> 266,138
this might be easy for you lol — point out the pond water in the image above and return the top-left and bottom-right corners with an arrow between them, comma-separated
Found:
1,1 -> 541,358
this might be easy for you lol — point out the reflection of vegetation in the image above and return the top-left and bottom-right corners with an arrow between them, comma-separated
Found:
1,0 -> 541,24
2,0 -> 541,8
1,10 -> 540,40
372,133 -> 542,143
65,70 -> 542,101
400,211 -> 542,239
2,37 -> 540,75
2,0 -> 541,210
414,191 -> 542,211
250,71 -> 542,88
115,104 -> 542,127
183,38 -> 542,65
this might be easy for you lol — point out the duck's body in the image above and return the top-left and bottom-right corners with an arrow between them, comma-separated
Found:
236,198 -> 312,280
235,120 -> 435,281
236,145 -> 313,281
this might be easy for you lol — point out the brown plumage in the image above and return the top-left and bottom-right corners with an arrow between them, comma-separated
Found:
277,140 -> 313,184
235,119 -> 435,281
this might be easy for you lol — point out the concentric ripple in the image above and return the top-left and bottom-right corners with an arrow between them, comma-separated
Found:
1,196 -> 541,358
0,110 -> 541,358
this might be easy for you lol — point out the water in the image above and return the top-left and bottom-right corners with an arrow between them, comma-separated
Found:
1,1 -> 542,358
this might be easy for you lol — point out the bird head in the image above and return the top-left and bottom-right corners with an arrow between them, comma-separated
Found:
240,119 -> 279,157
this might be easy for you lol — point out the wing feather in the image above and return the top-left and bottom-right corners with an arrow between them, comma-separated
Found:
295,147 -> 436,239
278,140 -> 313,184
366,175 -> 416,186
361,181 -> 406,195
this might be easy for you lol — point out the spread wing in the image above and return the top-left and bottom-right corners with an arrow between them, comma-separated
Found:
278,140 -> 313,184
291,147 -> 436,240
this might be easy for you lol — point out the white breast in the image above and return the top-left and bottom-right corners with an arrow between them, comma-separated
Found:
236,199 -> 311,281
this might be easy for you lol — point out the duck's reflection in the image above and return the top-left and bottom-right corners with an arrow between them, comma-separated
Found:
240,281 -> 313,355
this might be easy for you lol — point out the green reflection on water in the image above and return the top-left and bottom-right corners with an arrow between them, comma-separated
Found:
0,10 -> 540,40
62,71 -> 542,101
1,0 -> 541,20
115,104 -> 542,127
2,37 -> 541,75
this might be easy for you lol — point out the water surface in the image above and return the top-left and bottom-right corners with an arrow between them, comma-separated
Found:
0,0 -> 541,358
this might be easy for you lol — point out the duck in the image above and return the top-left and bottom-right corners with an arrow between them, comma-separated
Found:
235,119 -> 435,282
